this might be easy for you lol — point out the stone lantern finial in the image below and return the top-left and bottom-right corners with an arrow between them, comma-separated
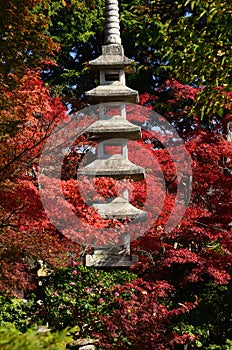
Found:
104,0 -> 121,45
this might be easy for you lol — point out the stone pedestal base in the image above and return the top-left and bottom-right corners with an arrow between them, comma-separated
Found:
86,249 -> 138,267
68,338 -> 97,350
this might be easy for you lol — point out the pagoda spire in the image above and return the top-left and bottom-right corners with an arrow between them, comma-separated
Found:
86,0 -> 138,103
104,0 -> 121,45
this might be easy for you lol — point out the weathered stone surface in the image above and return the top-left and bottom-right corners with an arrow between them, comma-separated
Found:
104,0 -> 121,45
88,50 -> 134,69
93,196 -> 147,220
82,0 -> 147,268
86,250 -> 138,267
86,115 -> 141,140
68,338 -> 98,350
89,44 -> 135,73
78,155 -> 145,180
76,339 -> 97,346
86,81 -> 138,103
37,260 -> 53,277
102,44 -> 124,56
36,325 -> 51,333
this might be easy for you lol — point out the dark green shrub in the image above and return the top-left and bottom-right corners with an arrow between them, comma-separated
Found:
171,281 -> 232,349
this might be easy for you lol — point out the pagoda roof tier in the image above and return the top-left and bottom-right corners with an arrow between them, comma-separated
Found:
78,154 -> 145,180
86,115 -> 141,140
93,197 -> 147,221
88,44 -> 134,70
86,82 -> 138,103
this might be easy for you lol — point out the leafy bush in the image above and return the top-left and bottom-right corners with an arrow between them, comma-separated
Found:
0,264 -> 231,350
171,281 -> 232,349
0,293 -> 38,332
38,263 -> 136,336
0,323 -> 71,350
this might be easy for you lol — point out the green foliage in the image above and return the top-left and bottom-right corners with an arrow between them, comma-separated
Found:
121,0 -> 231,88
0,323 -> 71,350
0,0 -> 58,79
169,0 -> 231,87
41,0 -> 105,107
42,0 -> 231,121
39,264 -> 136,335
157,0 -> 232,120
0,294 -> 38,332
47,0 -> 105,46
171,281 -> 232,349
0,269 -> 231,349
120,0 -> 232,121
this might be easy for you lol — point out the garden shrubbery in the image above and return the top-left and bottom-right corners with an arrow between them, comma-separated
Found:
0,263 -> 232,349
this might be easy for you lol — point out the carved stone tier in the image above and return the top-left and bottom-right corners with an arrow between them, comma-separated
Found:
86,82 -> 138,103
89,44 -> 134,71
86,248 -> 138,267
93,196 -> 147,221
87,115 -> 141,140
78,154 -> 145,180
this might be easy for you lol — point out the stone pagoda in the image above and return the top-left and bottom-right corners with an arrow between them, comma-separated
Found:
80,0 -> 147,267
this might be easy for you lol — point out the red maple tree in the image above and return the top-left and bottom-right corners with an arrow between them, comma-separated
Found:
0,75 -> 231,348
0,69 -> 80,293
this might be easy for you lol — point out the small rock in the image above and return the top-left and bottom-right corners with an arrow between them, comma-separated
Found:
79,346 -> 95,350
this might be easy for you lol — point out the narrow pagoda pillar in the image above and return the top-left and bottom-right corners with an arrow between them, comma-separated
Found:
105,0 -> 121,45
